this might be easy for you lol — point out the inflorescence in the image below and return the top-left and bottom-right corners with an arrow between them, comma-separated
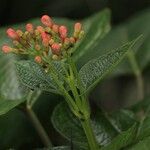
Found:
2,15 -> 84,64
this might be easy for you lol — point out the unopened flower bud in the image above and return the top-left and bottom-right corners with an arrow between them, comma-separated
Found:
35,56 -> 42,63
35,44 -> 41,51
37,26 -> 45,33
52,24 -> 59,33
2,45 -> 12,53
64,38 -> 70,45
26,23 -> 34,33
59,26 -> 68,39
7,28 -> 19,40
79,30 -> 85,39
74,22 -> 82,33
52,54 -> 59,60
13,40 -> 20,46
41,15 -> 53,27
51,43 -> 61,55
49,39 -> 54,45
70,37 -> 76,43
16,30 -> 23,37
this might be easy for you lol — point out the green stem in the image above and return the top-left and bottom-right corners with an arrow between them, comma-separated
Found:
81,118 -> 99,150
127,51 -> 144,100
26,105 -> 52,148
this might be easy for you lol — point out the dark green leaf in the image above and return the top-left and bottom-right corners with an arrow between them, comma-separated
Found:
51,102 -> 118,148
73,9 -> 111,63
79,39 -> 138,92
0,98 -> 25,115
127,136 -> 150,150
101,124 -> 137,150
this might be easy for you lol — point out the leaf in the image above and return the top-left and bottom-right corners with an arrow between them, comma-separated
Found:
77,9 -> 150,76
16,60 -> 60,94
51,102 -> 119,148
51,146 -> 70,150
79,38 -> 138,92
0,98 -> 25,115
73,9 -> 111,63
127,136 -> 150,150
101,124 -> 137,150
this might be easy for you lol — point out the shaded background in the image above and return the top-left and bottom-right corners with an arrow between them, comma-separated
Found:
0,0 -> 149,27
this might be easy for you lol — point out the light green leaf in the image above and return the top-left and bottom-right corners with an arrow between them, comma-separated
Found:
15,60 -> 59,94
102,124 -> 137,150
79,39 -> 138,92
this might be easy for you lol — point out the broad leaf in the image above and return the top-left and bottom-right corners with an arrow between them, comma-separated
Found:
101,124 -> 137,150
51,102 -> 120,148
79,39 -> 138,92
73,9 -> 111,62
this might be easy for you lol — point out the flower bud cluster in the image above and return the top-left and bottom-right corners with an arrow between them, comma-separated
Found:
2,15 -> 84,64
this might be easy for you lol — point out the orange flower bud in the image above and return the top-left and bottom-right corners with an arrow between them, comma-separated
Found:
52,24 -> 59,33
26,23 -> 34,33
34,56 -> 42,63
74,22 -> 82,32
51,43 -> 61,55
59,26 -> 68,39
37,26 -> 45,33
2,45 -> 12,53
70,37 -> 76,43
7,28 -> 19,40
64,38 -> 70,45
41,15 -> 53,27
35,44 -> 41,51
49,39 -> 54,45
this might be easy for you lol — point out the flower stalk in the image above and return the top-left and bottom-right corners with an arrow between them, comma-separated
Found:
1,15 -> 99,150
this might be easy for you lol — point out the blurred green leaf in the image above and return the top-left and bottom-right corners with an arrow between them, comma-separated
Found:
127,136 -> 150,150
0,98 -> 25,115
79,39 -> 138,92
101,124 -> 137,150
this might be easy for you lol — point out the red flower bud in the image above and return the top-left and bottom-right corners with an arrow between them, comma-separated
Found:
26,23 -> 34,33
59,26 -> 68,39
51,43 -> 61,55
34,56 -> 42,63
6,28 -> 19,40
41,32 -> 50,47
74,22 -> 82,32
2,45 -> 12,53
41,15 -> 53,27
52,24 -> 59,33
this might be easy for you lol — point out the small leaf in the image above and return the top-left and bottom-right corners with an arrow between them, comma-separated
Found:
16,60 -> 59,94
79,38 -> 138,92
102,124 -> 137,150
